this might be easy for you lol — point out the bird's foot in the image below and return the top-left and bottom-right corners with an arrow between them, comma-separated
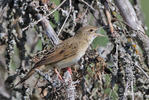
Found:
67,67 -> 72,75
54,68 -> 63,80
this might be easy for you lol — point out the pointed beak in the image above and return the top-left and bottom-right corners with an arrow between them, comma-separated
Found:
94,28 -> 105,37
95,33 -> 105,37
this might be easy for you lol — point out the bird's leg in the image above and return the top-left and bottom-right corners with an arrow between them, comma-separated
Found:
54,68 -> 63,80
67,67 -> 72,75
34,76 -> 40,87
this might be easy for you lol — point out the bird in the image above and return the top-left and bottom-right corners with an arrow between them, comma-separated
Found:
14,25 -> 104,87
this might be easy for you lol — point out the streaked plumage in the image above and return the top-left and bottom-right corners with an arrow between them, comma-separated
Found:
15,26 -> 103,87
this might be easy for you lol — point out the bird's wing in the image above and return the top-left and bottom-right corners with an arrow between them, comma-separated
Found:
14,39 -> 78,87
34,39 -> 78,67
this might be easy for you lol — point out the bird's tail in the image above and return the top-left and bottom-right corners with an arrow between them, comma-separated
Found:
14,62 -> 41,87
14,68 -> 35,87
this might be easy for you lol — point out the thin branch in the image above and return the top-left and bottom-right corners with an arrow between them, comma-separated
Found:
131,81 -> 134,100
135,63 -> 149,79
22,0 -> 67,31
58,0 -> 72,36
81,0 -> 95,11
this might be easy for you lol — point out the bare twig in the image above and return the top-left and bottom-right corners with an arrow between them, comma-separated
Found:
22,0 -> 67,31
80,0 -> 95,11
37,14 -> 60,45
105,9 -> 114,34
58,0 -> 72,36
135,63 -> 149,79
63,71 -> 76,100
131,81 -> 134,100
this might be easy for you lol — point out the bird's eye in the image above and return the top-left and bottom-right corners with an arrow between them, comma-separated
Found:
89,29 -> 94,32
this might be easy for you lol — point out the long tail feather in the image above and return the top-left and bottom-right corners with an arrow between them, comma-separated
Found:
14,62 -> 42,87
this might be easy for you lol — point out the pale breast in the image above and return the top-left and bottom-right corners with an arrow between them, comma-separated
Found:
55,41 -> 89,69
55,55 -> 79,69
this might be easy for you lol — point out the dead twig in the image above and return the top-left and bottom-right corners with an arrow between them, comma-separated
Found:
80,0 -> 95,11
22,0 -> 67,31
58,0 -> 72,36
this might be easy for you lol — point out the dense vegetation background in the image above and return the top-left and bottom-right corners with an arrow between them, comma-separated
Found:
141,0 -> 149,35
0,0 -> 149,100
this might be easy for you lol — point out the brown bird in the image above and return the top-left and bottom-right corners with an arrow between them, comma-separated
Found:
15,25 -> 104,87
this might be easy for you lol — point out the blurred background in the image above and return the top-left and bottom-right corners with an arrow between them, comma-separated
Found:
141,0 -> 149,35
0,0 -> 149,99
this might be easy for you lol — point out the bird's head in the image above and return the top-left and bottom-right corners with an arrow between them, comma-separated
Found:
76,26 -> 104,44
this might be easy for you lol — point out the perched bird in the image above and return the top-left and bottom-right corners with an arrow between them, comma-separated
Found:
15,25 -> 104,87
